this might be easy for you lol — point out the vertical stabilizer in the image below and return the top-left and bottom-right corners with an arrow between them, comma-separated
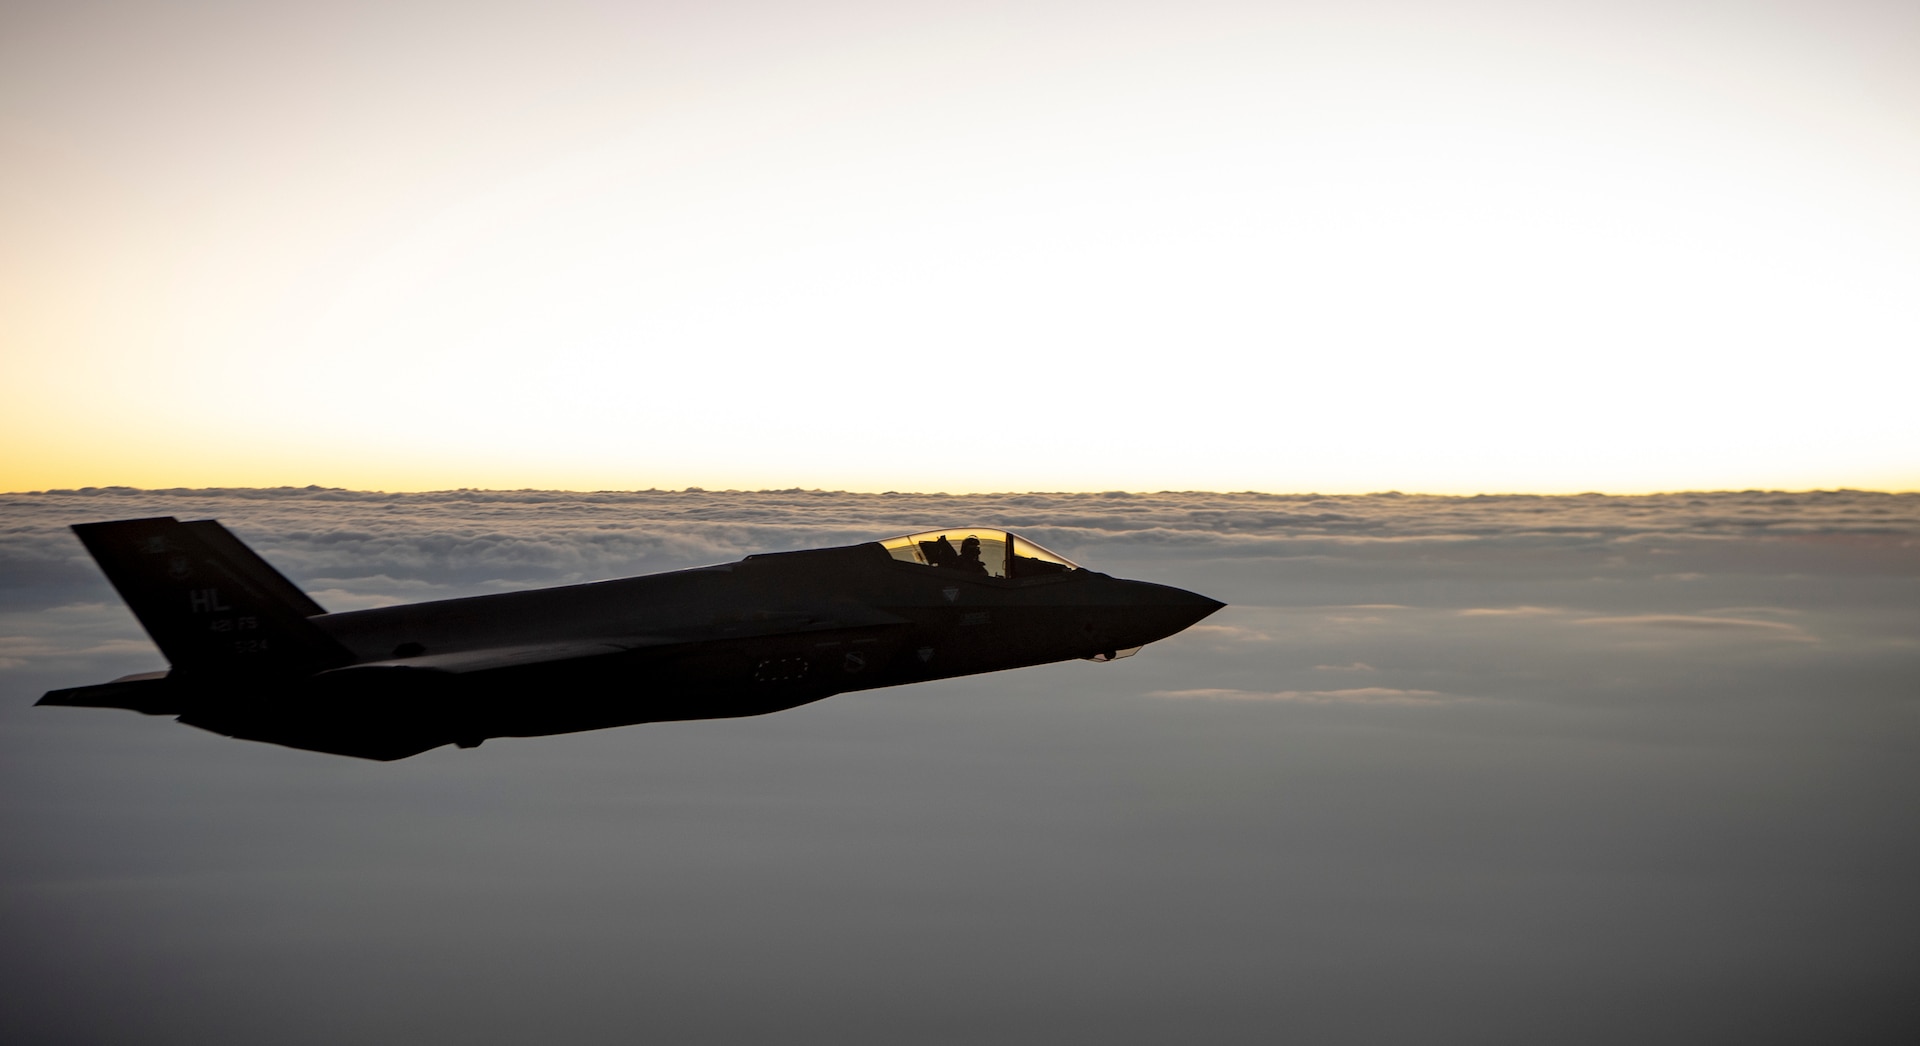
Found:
179,520 -> 327,616
72,517 -> 350,677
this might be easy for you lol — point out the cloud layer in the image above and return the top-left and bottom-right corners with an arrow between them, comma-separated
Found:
2,486 -> 1917,1043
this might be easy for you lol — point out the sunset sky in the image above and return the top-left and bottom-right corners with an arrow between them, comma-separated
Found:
4,0 -> 1916,494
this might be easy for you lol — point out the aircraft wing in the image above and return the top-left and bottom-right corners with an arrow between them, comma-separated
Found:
324,605 -> 913,677
331,640 -> 654,675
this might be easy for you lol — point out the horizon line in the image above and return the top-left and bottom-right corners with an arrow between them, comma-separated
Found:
10,483 -> 1918,499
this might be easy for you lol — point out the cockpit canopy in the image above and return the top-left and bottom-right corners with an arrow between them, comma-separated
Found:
879,529 -> 1081,579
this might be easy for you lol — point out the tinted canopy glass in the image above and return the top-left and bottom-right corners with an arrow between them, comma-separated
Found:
879,530 -> 1080,579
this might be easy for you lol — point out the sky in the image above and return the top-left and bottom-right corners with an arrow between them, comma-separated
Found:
3,487 -> 1917,1041
3,0 -> 1918,495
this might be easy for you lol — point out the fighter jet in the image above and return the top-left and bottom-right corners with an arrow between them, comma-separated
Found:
41,517 -> 1224,760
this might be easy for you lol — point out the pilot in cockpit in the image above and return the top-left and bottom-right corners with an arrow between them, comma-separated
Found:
917,534 -> 990,575
953,535 -> 989,575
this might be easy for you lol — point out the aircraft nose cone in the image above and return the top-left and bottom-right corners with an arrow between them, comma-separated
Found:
1112,579 -> 1227,644
1159,584 -> 1227,629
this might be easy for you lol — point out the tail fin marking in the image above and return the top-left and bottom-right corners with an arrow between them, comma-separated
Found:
72,517 -> 350,677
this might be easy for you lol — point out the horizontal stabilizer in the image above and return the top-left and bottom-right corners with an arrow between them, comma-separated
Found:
39,672 -> 181,715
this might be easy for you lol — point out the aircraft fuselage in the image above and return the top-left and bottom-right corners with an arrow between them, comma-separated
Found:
43,520 -> 1223,760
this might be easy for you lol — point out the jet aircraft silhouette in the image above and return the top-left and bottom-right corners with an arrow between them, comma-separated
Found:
41,518 -> 1224,759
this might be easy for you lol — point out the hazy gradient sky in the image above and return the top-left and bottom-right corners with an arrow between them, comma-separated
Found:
4,0 -> 1917,493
